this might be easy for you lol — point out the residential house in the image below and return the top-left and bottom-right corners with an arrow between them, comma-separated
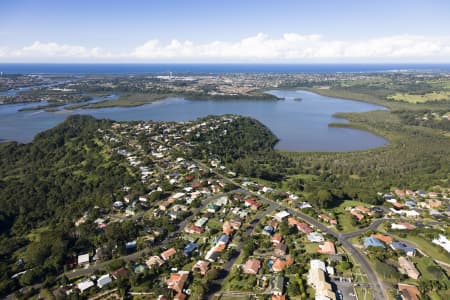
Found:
161,248 -> 177,261
217,234 -> 230,244
351,210 -> 364,221
97,274 -> 112,289
355,206 -> 372,216
318,241 -> 336,255
263,225 -> 275,235
245,198 -> 262,210
364,237 -> 385,249
242,259 -> 261,275
223,221 -> 233,235
390,242 -> 416,256
395,190 -> 405,197
270,275 -> 285,296
77,253 -> 89,266
297,222 -> 313,234
298,202 -> 312,209
207,203 -> 219,213
125,240 -> 137,251
398,257 -> 420,279
77,279 -> 94,293
428,199 -> 442,208
194,217 -> 208,228
134,264 -> 146,274
272,259 -> 287,272
185,224 -> 204,234
398,283 -> 420,300
371,234 -> 393,245
112,267 -> 129,280
307,232 -> 325,243
405,200 -> 416,207
405,210 -> 420,218
319,214 -> 338,225
392,202 -> 405,209
271,234 -> 283,245
406,190 -> 415,196
192,260 -> 210,275
166,271 -> 189,299
229,217 -> 242,230
274,243 -> 288,256
146,256 -> 165,268
391,222 -> 415,230
274,211 -> 290,222
432,235 -> 450,253
183,242 -> 198,256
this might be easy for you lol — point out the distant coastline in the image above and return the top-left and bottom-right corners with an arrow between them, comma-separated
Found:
1,63 -> 450,74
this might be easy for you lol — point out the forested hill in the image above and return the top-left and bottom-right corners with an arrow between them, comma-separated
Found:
0,116 -> 143,293
0,116 -> 141,236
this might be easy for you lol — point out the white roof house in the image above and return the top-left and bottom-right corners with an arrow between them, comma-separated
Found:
432,235 -> 450,253
97,274 -> 112,288
77,253 -> 89,266
78,279 -> 94,293
405,210 -> 420,218
274,211 -> 290,222
307,232 -> 325,243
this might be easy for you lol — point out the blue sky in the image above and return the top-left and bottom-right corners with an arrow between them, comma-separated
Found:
1,0 -> 450,62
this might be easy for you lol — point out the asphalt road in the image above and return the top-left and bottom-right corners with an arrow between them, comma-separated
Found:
195,160 -> 388,300
206,202 -> 277,299
9,159 -> 392,299
65,190 -> 233,279
5,189 -> 235,300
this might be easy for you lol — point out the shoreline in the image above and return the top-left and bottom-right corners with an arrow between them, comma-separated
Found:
1,89 -> 391,153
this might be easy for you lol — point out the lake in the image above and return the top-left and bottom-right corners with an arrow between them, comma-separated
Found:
0,90 -> 388,152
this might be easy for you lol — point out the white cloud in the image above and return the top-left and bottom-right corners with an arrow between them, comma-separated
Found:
1,34 -> 450,62
8,41 -> 112,58
131,33 -> 450,61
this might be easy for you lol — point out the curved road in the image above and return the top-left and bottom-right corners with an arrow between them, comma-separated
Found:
9,160 -> 391,300
195,160 -> 388,300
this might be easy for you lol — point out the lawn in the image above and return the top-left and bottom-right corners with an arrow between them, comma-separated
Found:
332,200 -> 371,233
414,257 -> 445,281
387,91 -> 450,103
304,243 -> 318,254
401,235 -> 450,264
354,287 -> 372,300
26,226 -> 50,242
429,291 -> 443,300
207,218 -> 224,232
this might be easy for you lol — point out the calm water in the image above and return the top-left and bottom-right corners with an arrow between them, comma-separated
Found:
0,90 -> 388,152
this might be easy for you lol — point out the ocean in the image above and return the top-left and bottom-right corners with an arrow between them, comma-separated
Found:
1,63 -> 450,74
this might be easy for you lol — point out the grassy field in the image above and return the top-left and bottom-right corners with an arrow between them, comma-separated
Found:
304,243 -> 318,254
309,87 -> 450,111
207,218 -> 224,232
354,287 -> 373,300
414,257 -> 445,280
84,93 -> 172,108
332,200 -> 370,233
387,91 -> 450,103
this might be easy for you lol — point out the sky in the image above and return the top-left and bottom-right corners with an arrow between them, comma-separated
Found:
1,0 -> 450,63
